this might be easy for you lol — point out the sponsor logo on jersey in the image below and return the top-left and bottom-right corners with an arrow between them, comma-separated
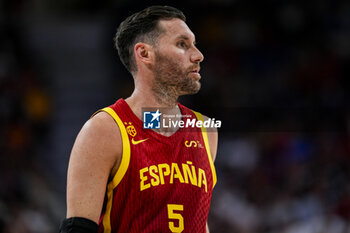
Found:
184,140 -> 204,148
131,138 -> 149,145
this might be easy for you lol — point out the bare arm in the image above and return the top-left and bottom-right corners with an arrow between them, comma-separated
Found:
203,115 -> 218,162
206,222 -> 210,233
203,115 -> 218,233
66,112 -> 122,224
207,127 -> 218,162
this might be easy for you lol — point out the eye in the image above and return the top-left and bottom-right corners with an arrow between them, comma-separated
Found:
177,41 -> 188,49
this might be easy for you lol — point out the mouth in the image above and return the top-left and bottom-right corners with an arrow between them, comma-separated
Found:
189,68 -> 201,80
191,67 -> 200,73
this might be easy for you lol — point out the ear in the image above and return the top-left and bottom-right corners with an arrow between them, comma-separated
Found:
134,42 -> 154,66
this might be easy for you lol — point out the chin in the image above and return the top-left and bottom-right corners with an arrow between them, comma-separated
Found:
183,83 -> 201,95
192,81 -> 201,93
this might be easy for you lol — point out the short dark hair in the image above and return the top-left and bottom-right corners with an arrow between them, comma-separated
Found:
114,6 -> 186,73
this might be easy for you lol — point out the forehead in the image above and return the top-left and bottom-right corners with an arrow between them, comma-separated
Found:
158,18 -> 196,42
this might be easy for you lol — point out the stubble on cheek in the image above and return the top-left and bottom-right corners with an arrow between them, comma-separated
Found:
152,53 -> 201,100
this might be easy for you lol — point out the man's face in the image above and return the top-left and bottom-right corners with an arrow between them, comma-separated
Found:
152,18 -> 204,97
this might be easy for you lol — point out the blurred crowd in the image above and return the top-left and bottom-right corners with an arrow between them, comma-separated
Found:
0,0 -> 349,233
211,132 -> 349,233
0,5 -> 62,232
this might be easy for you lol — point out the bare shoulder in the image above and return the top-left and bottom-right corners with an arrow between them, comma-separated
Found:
201,114 -> 218,162
81,111 -> 121,149
71,111 -> 123,174
84,111 -> 122,143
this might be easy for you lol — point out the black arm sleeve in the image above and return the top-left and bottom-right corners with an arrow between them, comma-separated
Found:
59,217 -> 99,233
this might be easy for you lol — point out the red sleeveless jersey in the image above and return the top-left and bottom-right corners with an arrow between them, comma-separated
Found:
96,99 -> 217,233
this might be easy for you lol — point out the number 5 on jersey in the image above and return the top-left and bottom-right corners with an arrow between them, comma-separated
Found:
167,204 -> 184,233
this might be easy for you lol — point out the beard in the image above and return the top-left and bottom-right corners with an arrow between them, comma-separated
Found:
152,51 -> 201,101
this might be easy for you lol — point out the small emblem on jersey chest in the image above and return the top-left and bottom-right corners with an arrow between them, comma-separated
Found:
125,122 -> 137,137
184,140 -> 204,149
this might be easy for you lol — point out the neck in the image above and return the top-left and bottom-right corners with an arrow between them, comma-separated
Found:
125,85 -> 183,136
125,70 -> 187,136
125,86 -> 181,119
151,86 -> 179,107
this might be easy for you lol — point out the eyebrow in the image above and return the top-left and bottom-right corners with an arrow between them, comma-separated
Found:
175,35 -> 197,45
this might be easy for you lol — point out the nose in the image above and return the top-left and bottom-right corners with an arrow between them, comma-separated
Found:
191,47 -> 204,63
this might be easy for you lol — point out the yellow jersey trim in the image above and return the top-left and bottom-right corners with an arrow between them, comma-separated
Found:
91,107 -> 131,233
101,107 -> 131,189
193,111 -> 217,189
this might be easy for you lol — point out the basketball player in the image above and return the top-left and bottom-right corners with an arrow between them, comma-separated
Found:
59,5 -> 218,233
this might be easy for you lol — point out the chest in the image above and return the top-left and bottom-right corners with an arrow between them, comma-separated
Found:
126,130 -> 211,195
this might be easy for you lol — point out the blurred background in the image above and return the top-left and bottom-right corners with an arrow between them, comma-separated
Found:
0,0 -> 349,232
